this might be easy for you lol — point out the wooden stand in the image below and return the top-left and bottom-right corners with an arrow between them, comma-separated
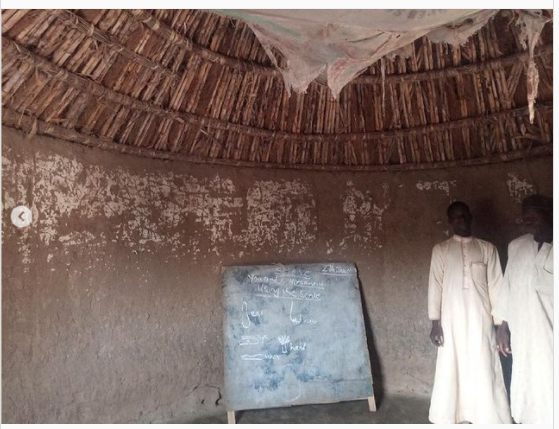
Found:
227,395 -> 376,423
368,395 -> 377,412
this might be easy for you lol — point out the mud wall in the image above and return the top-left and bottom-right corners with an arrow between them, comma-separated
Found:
2,126 -> 552,423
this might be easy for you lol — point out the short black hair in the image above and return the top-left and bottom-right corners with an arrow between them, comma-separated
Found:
447,201 -> 470,218
522,194 -> 552,213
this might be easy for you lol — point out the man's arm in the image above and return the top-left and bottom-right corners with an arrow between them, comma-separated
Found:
486,244 -> 504,325
428,244 -> 444,347
492,242 -> 514,356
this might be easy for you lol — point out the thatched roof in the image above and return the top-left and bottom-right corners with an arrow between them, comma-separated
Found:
1,9 -> 553,171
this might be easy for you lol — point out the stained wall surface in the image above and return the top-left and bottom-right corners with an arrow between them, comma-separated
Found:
1,126 -> 553,423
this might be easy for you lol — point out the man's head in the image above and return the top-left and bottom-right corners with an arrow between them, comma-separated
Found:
447,201 -> 472,237
521,194 -> 553,238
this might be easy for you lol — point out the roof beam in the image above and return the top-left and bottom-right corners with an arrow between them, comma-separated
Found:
3,106 -> 552,172
2,36 -> 553,144
354,44 -> 553,84
127,9 -> 276,76
52,9 -> 178,81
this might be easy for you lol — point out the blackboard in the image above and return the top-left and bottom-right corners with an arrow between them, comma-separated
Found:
222,263 -> 374,412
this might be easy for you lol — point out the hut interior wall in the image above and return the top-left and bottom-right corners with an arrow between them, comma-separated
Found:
1,126 -> 553,423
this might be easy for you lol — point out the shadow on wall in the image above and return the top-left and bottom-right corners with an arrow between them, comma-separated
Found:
357,275 -> 384,408
474,198 -> 508,267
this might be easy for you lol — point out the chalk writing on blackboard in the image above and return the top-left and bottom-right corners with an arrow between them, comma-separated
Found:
239,335 -> 268,346
321,264 -> 357,276
248,274 -> 325,289
241,354 -> 281,361
255,285 -> 322,301
289,300 -> 318,325
241,301 -> 264,328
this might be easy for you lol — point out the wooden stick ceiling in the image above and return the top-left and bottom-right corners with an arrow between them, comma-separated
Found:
1,9 -> 553,171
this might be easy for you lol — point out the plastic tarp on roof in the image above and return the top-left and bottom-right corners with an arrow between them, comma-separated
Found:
217,9 -> 550,123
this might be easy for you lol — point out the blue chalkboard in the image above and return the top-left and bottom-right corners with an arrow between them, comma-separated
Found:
222,263 -> 374,412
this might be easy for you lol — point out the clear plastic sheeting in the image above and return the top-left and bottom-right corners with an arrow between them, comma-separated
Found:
217,9 -> 550,123
516,10 -> 550,123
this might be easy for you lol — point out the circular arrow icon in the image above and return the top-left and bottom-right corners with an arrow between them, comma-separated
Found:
11,206 -> 32,228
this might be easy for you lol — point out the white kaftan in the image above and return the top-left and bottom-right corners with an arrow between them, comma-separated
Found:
428,235 -> 512,424
492,234 -> 553,424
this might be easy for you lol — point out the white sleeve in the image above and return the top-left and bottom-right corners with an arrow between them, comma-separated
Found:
486,244 -> 504,325
491,242 -> 513,324
428,244 -> 444,320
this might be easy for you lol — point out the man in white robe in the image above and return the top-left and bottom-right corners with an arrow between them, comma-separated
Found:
428,201 -> 512,424
493,194 -> 553,424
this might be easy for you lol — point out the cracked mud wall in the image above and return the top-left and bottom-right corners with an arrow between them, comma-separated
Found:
2,126 -> 552,423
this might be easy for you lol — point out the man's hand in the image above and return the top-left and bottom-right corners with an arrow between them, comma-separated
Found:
430,320 -> 444,347
496,322 -> 512,357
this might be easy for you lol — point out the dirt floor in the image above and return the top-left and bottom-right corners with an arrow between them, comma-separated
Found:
186,396 -> 431,424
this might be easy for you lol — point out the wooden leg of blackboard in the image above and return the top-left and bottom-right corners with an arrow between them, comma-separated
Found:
368,395 -> 377,412
227,411 -> 236,424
